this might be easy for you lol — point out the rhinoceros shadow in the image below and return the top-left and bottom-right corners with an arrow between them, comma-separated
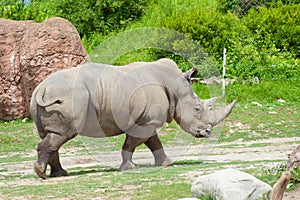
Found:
67,160 -> 205,177
68,167 -> 119,176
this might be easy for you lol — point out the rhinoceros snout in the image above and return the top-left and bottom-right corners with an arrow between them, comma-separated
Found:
194,129 -> 211,138
205,129 -> 211,135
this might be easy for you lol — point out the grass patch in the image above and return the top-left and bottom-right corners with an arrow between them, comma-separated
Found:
225,80 -> 300,104
0,154 -> 36,164
132,183 -> 191,200
0,119 -> 39,154
247,143 -> 272,148
0,160 -> 222,199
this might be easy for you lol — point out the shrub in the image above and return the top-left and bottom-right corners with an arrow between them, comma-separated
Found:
218,0 -> 300,15
243,3 -> 300,55
53,0 -> 147,37
0,0 -> 148,38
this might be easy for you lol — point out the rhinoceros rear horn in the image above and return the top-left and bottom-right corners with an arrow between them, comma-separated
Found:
210,100 -> 236,126
200,97 -> 218,110
183,68 -> 198,82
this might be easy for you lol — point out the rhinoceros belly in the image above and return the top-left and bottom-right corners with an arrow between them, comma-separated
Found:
76,104 -> 124,138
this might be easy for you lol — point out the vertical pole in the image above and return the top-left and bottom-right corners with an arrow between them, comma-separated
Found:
222,48 -> 227,97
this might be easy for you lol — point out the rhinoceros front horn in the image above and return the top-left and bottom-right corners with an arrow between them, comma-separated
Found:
210,100 -> 236,126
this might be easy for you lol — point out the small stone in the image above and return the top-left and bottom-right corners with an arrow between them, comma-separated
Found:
278,99 -> 285,103
268,111 -> 277,115
237,138 -> 244,142
251,101 -> 262,107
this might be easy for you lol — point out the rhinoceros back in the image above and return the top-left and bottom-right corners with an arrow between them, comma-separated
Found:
30,60 -> 175,139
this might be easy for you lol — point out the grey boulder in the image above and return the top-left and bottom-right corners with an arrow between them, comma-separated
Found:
191,168 -> 272,200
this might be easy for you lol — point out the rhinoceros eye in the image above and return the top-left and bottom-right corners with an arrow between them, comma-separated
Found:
194,106 -> 202,113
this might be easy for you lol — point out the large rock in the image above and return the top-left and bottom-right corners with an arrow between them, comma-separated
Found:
191,168 -> 272,200
0,17 -> 90,120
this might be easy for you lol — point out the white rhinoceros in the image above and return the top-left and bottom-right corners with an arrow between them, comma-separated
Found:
30,58 -> 236,179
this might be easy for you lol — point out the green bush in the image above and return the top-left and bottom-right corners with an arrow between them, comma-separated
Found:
0,0 -> 147,38
261,164 -> 300,191
243,3 -> 300,55
1,0 -> 299,80
161,2 -> 240,58
218,0 -> 300,15
0,0 -> 55,21
226,3 -> 300,79
52,0 -> 147,37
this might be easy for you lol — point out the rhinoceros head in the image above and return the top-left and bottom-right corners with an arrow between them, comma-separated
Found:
174,68 -> 236,138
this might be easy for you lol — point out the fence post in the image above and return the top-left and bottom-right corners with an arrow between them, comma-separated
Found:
222,48 -> 227,97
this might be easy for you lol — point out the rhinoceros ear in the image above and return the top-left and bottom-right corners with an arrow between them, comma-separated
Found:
183,68 -> 199,82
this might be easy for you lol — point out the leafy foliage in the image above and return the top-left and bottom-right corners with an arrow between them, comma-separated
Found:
53,0 -> 147,37
261,164 -> 300,190
218,0 -> 300,15
0,0 -> 299,79
146,0 -> 300,79
0,0 -> 147,37
290,166 -> 300,190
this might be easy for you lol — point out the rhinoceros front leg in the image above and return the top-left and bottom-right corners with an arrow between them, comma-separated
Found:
120,134 -> 148,171
144,133 -> 172,166
34,132 -> 70,179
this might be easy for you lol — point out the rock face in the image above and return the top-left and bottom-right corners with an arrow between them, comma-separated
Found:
191,168 -> 272,200
0,17 -> 90,120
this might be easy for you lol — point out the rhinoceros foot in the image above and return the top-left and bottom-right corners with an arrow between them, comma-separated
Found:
33,161 -> 47,179
50,168 -> 68,177
155,156 -> 172,166
120,161 -> 137,171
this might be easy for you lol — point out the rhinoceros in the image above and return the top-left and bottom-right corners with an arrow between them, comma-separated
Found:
30,58 -> 236,179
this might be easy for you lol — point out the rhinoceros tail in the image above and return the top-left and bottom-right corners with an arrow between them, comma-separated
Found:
35,87 -> 64,108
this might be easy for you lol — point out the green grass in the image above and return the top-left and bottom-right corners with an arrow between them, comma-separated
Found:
132,183 -> 191,200
252,165 -> 300,191
0,163 -> 199,199
0,160 -> 233,199
0,159 -> 288,199
0,154 -> 36,164
225,80 -> 300,103
0,119 -> 39,154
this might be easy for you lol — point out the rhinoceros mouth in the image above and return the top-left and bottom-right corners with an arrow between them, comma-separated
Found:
195,132 -> 206,138
190,128 -> 209,138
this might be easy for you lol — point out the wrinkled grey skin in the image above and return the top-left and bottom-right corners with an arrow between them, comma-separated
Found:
30,58 -> 236,179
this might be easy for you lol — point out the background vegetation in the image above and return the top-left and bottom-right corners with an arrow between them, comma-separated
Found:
0,0 -> 299,79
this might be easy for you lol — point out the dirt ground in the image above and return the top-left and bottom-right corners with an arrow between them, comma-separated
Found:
1,136 -> 299,199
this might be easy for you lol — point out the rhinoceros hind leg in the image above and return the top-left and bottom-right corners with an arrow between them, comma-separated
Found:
144,134 -> 172,166
49,151 -> 68,177
34,132 -> 70,179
